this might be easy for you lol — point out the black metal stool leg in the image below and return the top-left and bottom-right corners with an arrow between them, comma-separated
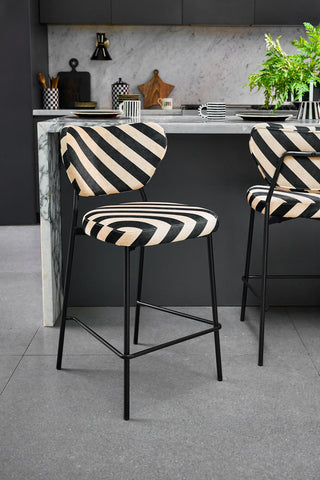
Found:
124,247 -> 131,420
258,206 -> 270,366
240,209 -> 255,322
133,247 -> 145,345
207,234 -> 223,381
56,192 -> 78,370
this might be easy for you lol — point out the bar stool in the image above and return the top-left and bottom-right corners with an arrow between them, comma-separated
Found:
241,122 -> 320,366
56,122 -> 222,420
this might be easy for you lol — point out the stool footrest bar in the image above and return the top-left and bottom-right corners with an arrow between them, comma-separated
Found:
245,274 -> 320,280
68,317 -> 218,360
68,316 -> 123,358
127,327 -> 216,359
137,301 -> 217,326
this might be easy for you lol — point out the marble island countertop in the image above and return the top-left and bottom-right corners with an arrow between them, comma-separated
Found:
37,112 -> 320,136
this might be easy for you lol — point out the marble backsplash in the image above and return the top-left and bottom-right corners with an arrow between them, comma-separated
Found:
48,25 -> 305,108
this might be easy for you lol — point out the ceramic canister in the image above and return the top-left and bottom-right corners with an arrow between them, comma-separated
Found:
43,88 -> 59,109
112,78 -> 129,109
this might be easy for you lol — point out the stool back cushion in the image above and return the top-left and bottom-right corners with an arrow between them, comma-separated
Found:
249,123 -> 320,192
60,123 -> 167,197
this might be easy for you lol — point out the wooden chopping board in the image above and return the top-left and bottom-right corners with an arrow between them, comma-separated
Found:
58,58 -> 91,108
138,69 -> 174,108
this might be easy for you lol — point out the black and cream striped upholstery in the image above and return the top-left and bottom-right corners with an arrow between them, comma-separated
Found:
60,122 -> 219,247
248,123 -> 320,218
250,123 -> 320,191
247,185 -> 320,218
83,202 -> 218,248
60,123 -> 167,196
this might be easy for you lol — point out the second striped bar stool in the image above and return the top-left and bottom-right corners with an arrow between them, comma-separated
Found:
241,122 -> 320,366
56,122 -> 222,420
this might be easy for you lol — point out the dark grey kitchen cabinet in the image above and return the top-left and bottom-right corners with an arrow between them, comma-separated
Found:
254,0 -> 320,25
40,0 -> 111,24
112,0 -> 182,25
183,0 -> 254,25
0,0 -> 48,225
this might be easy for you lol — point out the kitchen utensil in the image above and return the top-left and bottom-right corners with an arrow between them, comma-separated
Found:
297,101 -> 320,120
38,72 -> 48,89
138,69 -> 174,108
71,110 -> 121,118
158,98 -> 173,110
112,78 -> 130,109
198,103 -> 226,120
58,58 -> 91,109
236,113 -> 293,121
51,75 -> 59,89
118,100 -> 141,118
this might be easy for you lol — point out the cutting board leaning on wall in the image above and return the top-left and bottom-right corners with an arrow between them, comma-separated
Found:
58,58 -> 91,108
138,69 -> 174,108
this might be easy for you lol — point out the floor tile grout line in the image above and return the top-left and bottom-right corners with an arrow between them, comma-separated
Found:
0,326 -> 41,396
286,309 -> 320,377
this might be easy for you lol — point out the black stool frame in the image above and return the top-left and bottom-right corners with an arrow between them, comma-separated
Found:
57,189 -> 222,420
240,150 -> 320,366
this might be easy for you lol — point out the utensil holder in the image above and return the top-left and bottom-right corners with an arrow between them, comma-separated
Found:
43,88 -> 59,109
297,101 -> 320,120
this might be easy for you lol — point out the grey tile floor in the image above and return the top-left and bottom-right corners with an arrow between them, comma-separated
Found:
1,226 -> 320,480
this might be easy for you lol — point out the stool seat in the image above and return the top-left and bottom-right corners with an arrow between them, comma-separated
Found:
247,185 -> 320,218
83,202 -> 218,248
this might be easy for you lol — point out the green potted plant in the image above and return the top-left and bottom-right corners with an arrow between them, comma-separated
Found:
291,22 -> 320,101
246,22 -> 320,110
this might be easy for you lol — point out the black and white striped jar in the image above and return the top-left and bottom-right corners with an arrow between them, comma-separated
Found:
112,78 -> 129,110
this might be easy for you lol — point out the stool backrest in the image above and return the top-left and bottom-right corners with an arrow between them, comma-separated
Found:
60,122 -> 167,197
249,123 -> 320,192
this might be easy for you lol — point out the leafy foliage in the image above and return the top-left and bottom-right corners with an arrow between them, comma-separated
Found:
291,22 -> 320,75
246,23 -> 320,110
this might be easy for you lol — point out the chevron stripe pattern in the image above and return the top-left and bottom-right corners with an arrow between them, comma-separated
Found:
60,123 -> 167,197
247,185 -> 320,218
249,123 -> 320,192
82,202 -> 218,248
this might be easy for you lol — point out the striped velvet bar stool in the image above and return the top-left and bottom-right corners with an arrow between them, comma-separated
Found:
241,122 -> 320,366
57,122 -> 222,420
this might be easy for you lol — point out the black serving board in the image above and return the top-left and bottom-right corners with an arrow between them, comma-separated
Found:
58,58 -> 91,108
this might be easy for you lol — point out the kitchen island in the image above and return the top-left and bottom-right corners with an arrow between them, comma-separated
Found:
38,115 -> 320,326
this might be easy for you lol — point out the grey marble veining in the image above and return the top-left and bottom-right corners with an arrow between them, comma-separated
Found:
48,25 -> 305,109
37,120 -> 63,326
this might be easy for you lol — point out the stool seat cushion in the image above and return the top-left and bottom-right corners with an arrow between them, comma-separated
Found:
247,185 -> 320,218
82,202 -> 218,248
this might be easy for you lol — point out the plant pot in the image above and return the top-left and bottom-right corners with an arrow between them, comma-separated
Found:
301,86 -> 320,101
297,101 -> 320,120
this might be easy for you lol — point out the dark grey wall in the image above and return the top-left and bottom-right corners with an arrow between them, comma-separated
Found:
61,134 -> 320,307
0,0 -> 48,225
30,0 -> 49,108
